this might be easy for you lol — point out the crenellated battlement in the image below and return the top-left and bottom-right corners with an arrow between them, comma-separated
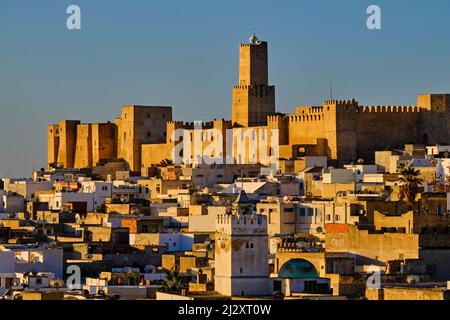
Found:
216,214 -> 267,235
167,120 -> 216,129
217,214 -> 266,225
323,98 -> 358,106
321,100 -> 422,113
286,113 -> 324,123
233,85 -> 275,93
239,41 -> 266,48
213,118 -> 233,124
358,105 -> 420,113
267,114 -> 288,122
295,106 -> 324,115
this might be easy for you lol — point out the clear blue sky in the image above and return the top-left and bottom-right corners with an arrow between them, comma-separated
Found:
1,0 -> 450,177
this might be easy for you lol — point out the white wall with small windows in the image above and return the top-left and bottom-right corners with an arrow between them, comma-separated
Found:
298,201 -> 359,234
158,233 -> 194,252
81,181 -> 113,209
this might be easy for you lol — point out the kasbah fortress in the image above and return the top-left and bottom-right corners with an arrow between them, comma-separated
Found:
48,34 -> 450,174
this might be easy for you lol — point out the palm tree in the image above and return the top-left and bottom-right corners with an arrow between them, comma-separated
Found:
399,167 -> 423,208
158,266 -> 185,294
160,159 -> 174,166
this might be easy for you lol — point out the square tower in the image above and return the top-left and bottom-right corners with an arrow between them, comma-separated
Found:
214,213 -> 271,297
417,94 -> 450,112
47,124 -> 60,167
232,34 -> 275,127
117,105 -> 172,172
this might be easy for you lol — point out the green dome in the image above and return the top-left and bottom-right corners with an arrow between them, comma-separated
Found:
278,259 -> 319,279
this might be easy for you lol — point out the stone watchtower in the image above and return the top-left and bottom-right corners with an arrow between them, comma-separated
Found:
231,33 -> 275,127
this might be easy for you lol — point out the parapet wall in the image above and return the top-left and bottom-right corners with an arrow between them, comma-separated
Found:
216,214 -> 267,235
167,120 -> 215,130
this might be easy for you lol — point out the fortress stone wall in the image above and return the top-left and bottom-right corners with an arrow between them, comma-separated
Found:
48,106 -> 171,171
277,95 -> 450,162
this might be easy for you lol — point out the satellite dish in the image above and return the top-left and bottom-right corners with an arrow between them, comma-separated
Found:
75,214 -> 81,224
85,254 -> 94,260
49,278 -> 65,288
316,226 -> 323,233
357,158 -> 365,164
407,275 -> 420,284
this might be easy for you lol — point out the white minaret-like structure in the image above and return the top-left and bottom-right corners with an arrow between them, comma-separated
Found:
435,158 -> 446,186
214,192 -> 270,297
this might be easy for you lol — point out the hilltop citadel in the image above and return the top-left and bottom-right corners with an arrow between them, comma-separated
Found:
48,34 -> 450,172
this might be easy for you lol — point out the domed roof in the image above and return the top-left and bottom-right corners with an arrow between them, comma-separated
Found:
278,259 -> 319,279
249,32 -> 258,44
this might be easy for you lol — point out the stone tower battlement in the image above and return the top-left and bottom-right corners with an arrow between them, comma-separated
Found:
267,114 -> 286,122
267,114 -> 290,127
216,214 -> 267,235
323,99 -> 359,107
167,120 -> 215,130
239,43 -> 264,48
166,120 -> 233,130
